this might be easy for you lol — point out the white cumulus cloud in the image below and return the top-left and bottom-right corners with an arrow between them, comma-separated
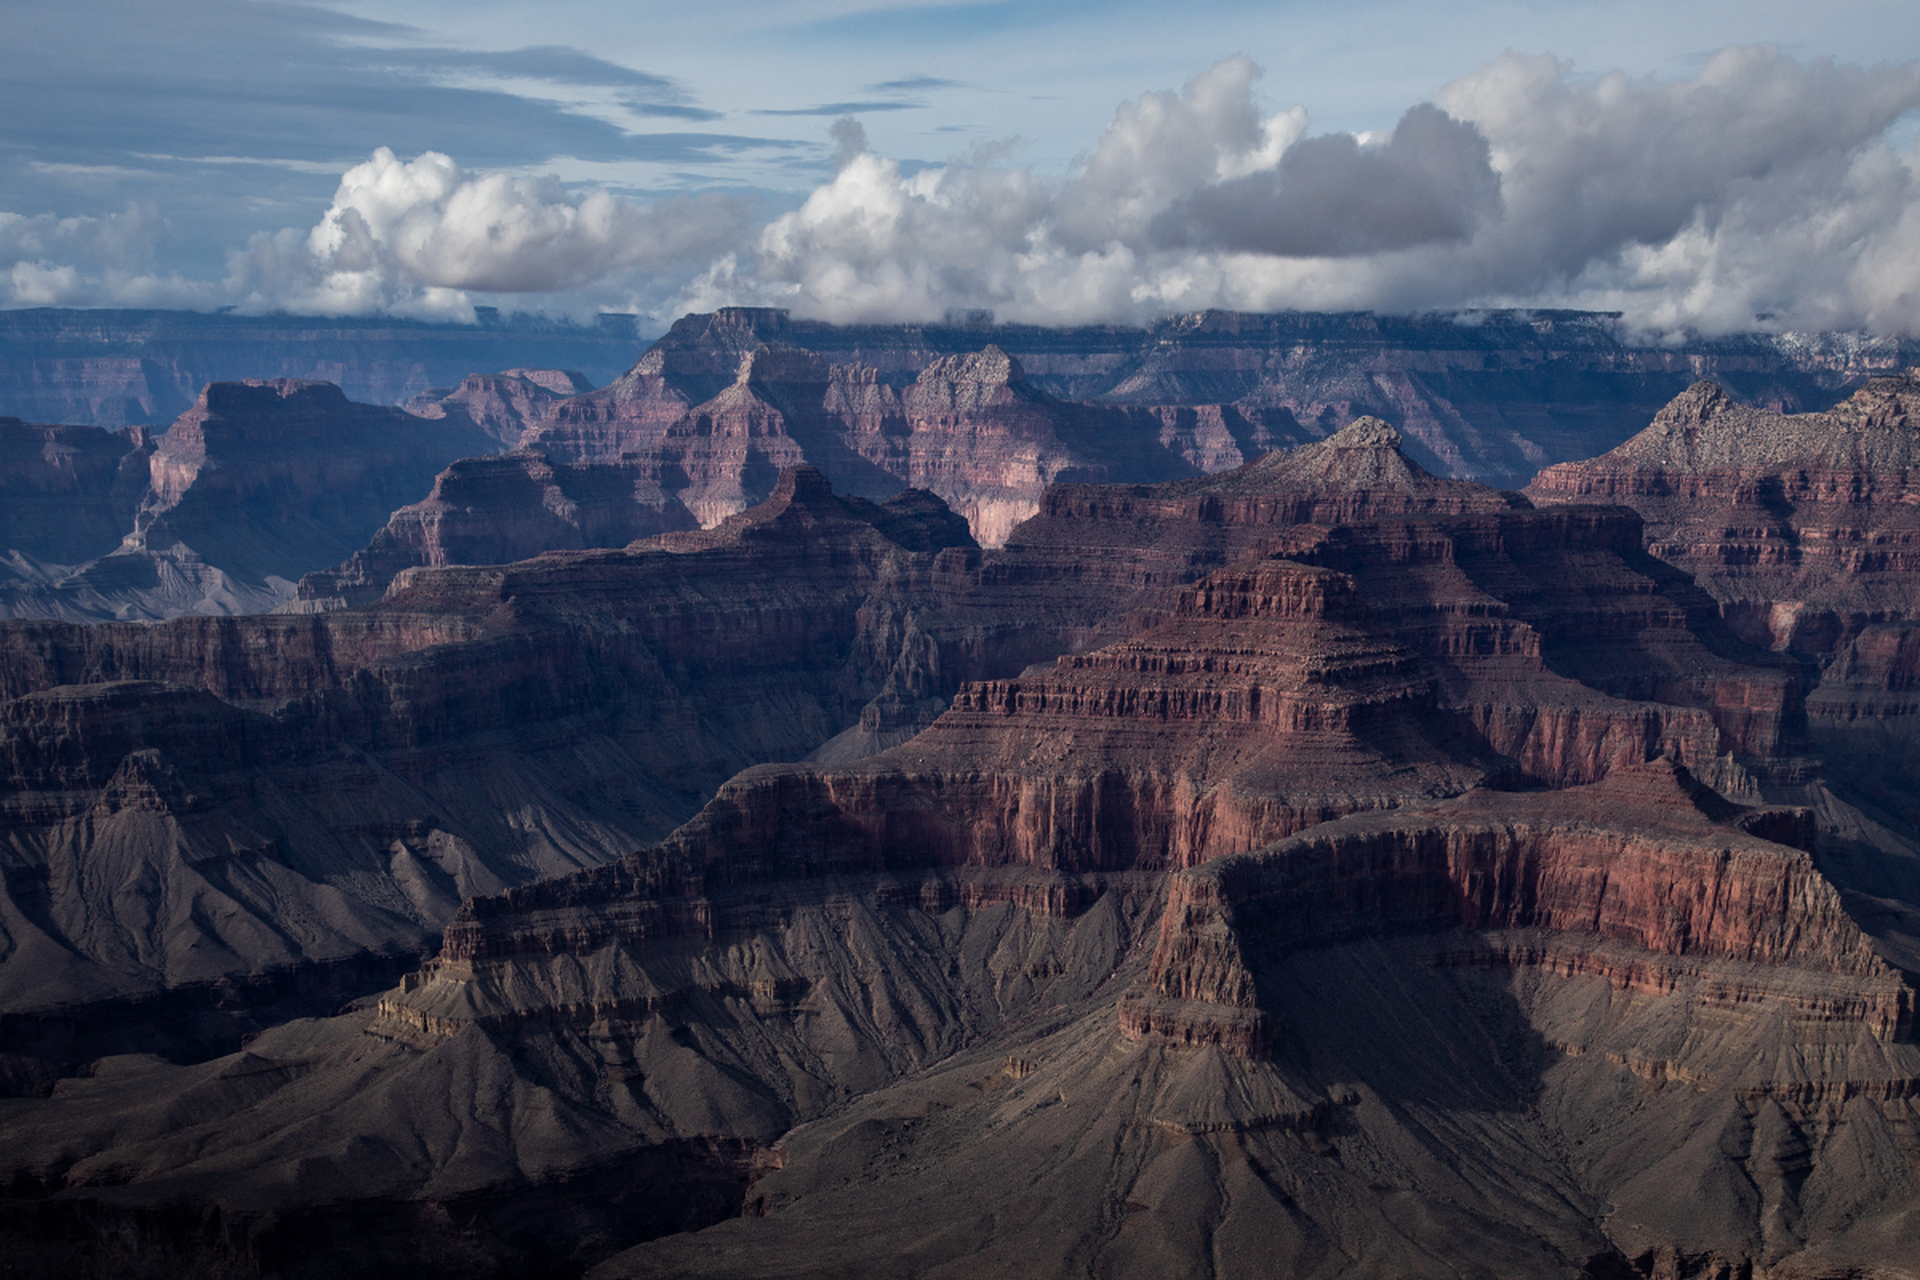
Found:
9,45 -> 1920,336
692,46 -> 1920,335
0,202 -> 212,308
224,147 -> 757,319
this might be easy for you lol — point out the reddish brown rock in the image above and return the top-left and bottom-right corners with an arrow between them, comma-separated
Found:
1128,759 -> 1908,1060
529,340 -> 1229,545
3,396 -> 1917,1278
1527,374 -> 1920,656
1526,374 -> 1920,830
0,468 -> 976,1022
402,367 -> 594,450
291,450 -> 699,610
0,380 -> 500,621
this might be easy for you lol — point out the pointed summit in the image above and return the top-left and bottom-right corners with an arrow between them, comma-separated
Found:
1181,414 -> 1526,517
906,345 -> 1040,414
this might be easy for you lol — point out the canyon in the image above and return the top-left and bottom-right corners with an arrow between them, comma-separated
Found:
5,305 -> 1912,626
2,311 -> 1920,1278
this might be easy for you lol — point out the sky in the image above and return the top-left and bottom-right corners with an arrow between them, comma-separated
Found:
6,0 -> 1920,335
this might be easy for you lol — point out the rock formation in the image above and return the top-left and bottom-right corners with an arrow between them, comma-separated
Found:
0,469 -> 976,1087
0,417 -> 150,574
614,306 -> 1900,487
0,307 -> 640,427
403,367 -> 596,451
0,380 -> 501,621
526,340 -> 1229,546
1527,375 -> 1920,634
291,450 -> 700,611
6,418 -> 1911,1277
1528,374 -> 1920,869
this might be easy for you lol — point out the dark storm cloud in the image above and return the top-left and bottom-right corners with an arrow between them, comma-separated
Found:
1158,104 -> 1502,257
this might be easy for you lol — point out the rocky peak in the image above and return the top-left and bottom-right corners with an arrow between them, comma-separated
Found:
1200,414 -> 1525,514
499,368 -> 592,396
1321,414 -> 1403,450
1582,373 -> 1920,474
905,345 -> 1035,414
767,462 -> 837,507
402,369 -> 589,451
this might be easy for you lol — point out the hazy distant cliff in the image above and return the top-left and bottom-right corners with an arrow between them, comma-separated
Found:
0,308 -> 647,427
3,307 -> 1909,490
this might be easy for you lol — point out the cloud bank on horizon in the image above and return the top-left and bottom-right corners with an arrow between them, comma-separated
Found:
10,45 -> 1920,336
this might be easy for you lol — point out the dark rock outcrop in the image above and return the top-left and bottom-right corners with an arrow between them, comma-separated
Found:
0,380 -> 500,621
0,417 -> 151,568
292,449 -> 700,611
0,469 -> 977,1035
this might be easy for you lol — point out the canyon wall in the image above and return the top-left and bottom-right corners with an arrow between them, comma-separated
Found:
0,308 -> 642,427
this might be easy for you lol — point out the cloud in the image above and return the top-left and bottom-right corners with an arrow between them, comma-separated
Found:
688,47 -> 1920,334
402,45 -> 685,93
223,148 -> 759,319
753,101 -> 927,116
1159,102 -> 1500,257
10,39 -> 1920,335
0,202 -> 214,308
865,76 -> 963,92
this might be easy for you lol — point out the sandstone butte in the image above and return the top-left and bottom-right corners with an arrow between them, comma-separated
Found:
294,337 -> 1307,612
7,416 -> 1920,1279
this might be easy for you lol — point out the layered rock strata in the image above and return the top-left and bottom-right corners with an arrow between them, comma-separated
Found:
615,306 -> 1896,486
0,380 -> 499,621
1527,374 -> 1920,832
401,366 -> 595,451
0,306 -> 640,427
980,416 -> 1808,792
1528,374 -> 1920,657
0,469 -> 976,1035
1127,760 -> 1909,1057
3,415 -> 1916,1275
530,341 -> 1233,545
291,450 -> 700,610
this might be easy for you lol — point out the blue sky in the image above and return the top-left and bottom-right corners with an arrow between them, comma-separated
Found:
7,0 -> 1920,332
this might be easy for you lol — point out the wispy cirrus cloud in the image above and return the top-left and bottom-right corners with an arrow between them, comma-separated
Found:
864,75 -> 965,92
753,101 -> 928,116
